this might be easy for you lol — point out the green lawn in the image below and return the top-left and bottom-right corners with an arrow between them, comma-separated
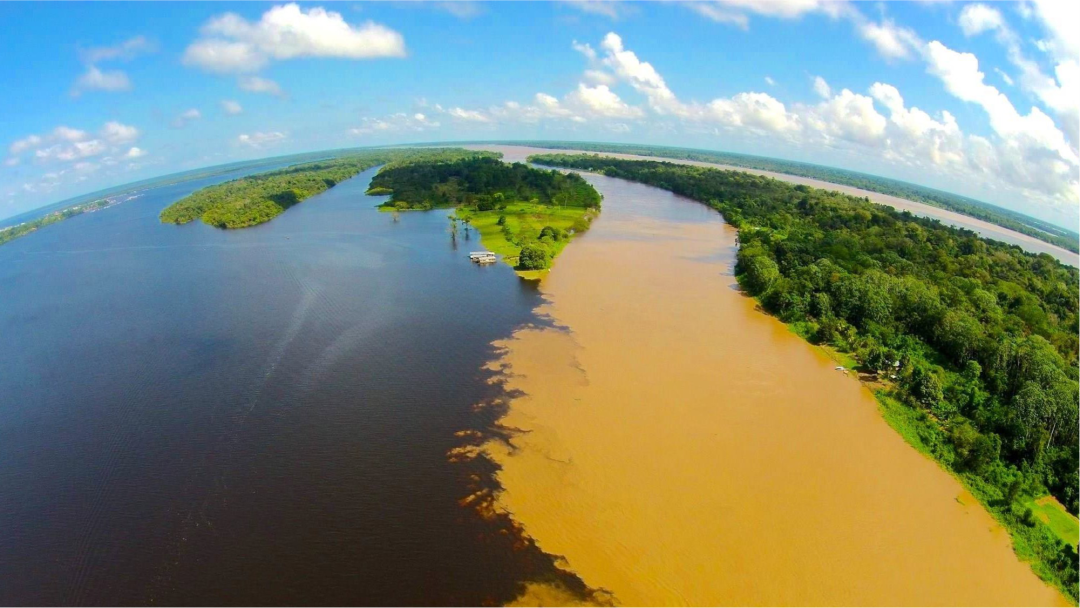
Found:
455,202 -> 596,280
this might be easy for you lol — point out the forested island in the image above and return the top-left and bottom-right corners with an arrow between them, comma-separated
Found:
519,142 -> 1079,254
529,153 -> 1080,602
367,156 -> 601,276
159,148 -> 486,229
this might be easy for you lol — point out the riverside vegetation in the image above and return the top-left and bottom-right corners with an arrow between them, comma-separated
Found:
529,153 -> 1080,602
0,197 -> 120,247
367,156 -> 600,277
159,149 -> 488,229
521,141 -> 1079,254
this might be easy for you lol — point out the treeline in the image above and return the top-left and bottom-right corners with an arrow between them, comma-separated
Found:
530,153 -> 1079,600
0,198 -> 113,246
160,148 -> 489,229
523,142 -> 1079,253
368,156 -> 601,211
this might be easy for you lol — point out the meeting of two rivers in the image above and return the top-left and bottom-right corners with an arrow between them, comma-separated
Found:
0,154 -> 1068,605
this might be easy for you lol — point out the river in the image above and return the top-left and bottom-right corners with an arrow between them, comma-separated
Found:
0,164 -> 585,605
0,151 -> 1068,605
472,146 -> 1068,605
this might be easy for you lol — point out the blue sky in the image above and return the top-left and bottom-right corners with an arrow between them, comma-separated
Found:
1,1 -> 1077,228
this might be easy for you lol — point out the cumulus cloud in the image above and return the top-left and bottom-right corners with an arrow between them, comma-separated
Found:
100,121 -> 139,145
5,122 -> 140,169
71,65 -> 131,96
239,75 -> 285,97
854,17 -> 921,61
237,131 -> 288,148
124,146 -> 147,159
955,2 -> 1079,150
958,3 -> 1003,37
183,3 -> 406,74
221,99 -> 244,115
565,83 -> 644,119
924,41 -> 1075,162
472,31 -> 1076,218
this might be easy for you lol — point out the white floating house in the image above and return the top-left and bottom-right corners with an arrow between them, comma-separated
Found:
469,251 -> 497,264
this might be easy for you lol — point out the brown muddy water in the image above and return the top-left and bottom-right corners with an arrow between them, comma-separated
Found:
466,147 -> 1068,606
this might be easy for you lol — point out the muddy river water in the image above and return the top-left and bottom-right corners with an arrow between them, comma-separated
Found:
471,146 -> 1068,606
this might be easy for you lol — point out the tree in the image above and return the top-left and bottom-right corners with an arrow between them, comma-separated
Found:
517,244 -> 550,270
742,255 -> 780,294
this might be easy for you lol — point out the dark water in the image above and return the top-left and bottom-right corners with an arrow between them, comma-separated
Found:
0,167 -> 566,605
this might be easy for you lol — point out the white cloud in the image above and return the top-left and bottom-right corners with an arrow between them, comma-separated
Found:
100,121 -> 139,145
183,3 -> 406,74
349,112 -> 440,136
685,0 -> 844,28
954,2 -> 1079,150
855,17 -> 921,60
565,83 -> 644,118
813,75 -> 832,98
561,1 -> 627,20
35,140 -> 106,162
221,99 -> 243,115
708,92 -> 801,134
5,122 -> 140,169
1025,0 -> 1079,62
237,131 -> 288,148
124,146 -> 147,159
172,109 -> 202,128
924,41 -> 1075,163
599,32 -> 686,115
78,35 -> 156,64
958,4 -> 1003,37
447,107 -> 490,122
765,76 -> 776,86
71,65 -> 131,96
9,134 -> 43,155
239,75 -> 285,97
806,88 -> 886,145
434,1 -> 483,19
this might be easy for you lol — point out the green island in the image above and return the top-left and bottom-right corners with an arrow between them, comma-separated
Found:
0,197 -> 117,247
517,141 -> 1080,254
367,156 -> 601,279
529,153 -> 1080,602
159,148 -> 487,229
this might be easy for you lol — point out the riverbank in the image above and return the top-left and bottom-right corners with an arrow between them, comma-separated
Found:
466,145 -> 1079,267
466,168 -> 1068,606
455,203 -> 598,280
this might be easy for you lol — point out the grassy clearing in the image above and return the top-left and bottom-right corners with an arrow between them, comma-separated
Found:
1028,497 -> 1080,549
455,202 -> 596,280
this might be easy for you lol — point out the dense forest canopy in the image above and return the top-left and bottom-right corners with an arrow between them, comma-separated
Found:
368,156 -> 601,211
520,142 -> 1079,253
159,148 -> 490,229
369,156 -> 601,273
530,152 -> 1079,599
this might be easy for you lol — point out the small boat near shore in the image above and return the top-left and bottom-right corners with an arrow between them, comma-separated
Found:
469,251 -> 497,264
